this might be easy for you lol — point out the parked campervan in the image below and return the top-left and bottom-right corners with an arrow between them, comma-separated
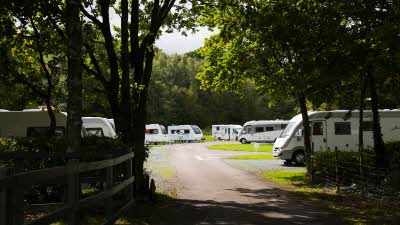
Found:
0,110 -> 68,137
212,124 -> 242,141
82,117 -> 117,138
168,125 -> 204,142
273,110 -> 400,165
145,124 -> 169,143
237,120 -> 290,144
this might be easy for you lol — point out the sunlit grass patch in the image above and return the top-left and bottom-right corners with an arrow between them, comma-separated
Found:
228,154 -> 275,160
208,144 -> 273,152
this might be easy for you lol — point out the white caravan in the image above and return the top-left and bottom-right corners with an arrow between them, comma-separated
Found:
273,110 -> 400,165
82,117 -> 117,138
212,124 -> 242,141
238,120 -> 290,144
145,124 -> 169,143
168,125 -> 204,142
0,110 -> 68,137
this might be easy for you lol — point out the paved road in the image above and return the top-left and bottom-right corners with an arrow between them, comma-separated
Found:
133,142 -> 342,225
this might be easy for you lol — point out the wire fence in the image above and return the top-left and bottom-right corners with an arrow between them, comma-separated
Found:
311,148 -> 397,199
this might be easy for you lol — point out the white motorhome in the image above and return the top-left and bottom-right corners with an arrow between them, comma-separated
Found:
145,124 -> 169,143
168,125 -> 204,142
212,124 -> 242,141
82,117 -> 117,138
238,120 -> 290,144
0,110 -> 68,137
273,110 -> 400,165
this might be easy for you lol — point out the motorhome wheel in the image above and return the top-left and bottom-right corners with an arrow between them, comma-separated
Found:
240,138 -> 247,144
293,151 -> 305,165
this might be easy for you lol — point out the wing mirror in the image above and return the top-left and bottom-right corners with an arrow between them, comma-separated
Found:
295,129 -> 303,137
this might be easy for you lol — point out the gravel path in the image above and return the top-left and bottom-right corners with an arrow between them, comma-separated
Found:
135,142 -> 342,225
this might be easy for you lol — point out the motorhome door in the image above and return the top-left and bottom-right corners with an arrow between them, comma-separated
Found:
311,121 -> 327,152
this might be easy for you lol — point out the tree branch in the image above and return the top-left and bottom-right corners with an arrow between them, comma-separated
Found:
80,4 -> 103,27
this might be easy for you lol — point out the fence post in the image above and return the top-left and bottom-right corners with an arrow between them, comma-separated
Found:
125,154 -> 133,201
359,150 -> 365,198
0,168 -> 10,225
335,147 -> 340,193
105,155 -> 114,220
10,160 -> 25,225
67,159 -> 80,225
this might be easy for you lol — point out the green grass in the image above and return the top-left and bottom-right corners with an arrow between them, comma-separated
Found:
262,170 -> 400,224
228,154 -> 276,160
208,143 -> 273,152
204,135 -> 213,142
263,170 -> 307,185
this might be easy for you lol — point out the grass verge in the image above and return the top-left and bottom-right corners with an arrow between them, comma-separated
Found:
204,135 -> 213,142
262,170 -> 400,224
208,143 -> 273,152
228,154 -> 275,160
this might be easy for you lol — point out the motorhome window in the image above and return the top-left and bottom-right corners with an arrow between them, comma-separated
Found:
255,127 -> 264,133
362,121 -> 373,131
281,124 -> 287,129
161,126 -> 167,134
312,122 -> 323,136
265,126 -> 274,131
191,125 -> 202,134
184,129 -> 190,134
27,127 -> 65,137
86,128 -> 104,137
334,122 -> 351,135
216,127 -> 220,131
246,127 -> 253,134
149,129 -> 159,134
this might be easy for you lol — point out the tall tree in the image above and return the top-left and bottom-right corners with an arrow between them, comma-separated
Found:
66,0 -> 83,153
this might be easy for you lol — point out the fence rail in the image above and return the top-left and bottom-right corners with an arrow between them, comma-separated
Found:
0,151 -> 134,225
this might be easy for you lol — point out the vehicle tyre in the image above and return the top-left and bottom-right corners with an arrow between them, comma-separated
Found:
218,137 -> 222,141
240,138 -> 247,144
292,151 -> 305,165
283,159 -> 292,166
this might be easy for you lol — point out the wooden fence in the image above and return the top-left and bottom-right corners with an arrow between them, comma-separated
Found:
0,151 -> 135,225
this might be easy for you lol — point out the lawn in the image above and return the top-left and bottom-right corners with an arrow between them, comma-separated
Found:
262,170 -> 400,224
204,135 -> 213,142
228,154 -> 276,160
208,143 -> 273,152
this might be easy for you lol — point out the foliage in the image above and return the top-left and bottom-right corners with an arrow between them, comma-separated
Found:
207,144 -> 273,152
228,154 -> 275,160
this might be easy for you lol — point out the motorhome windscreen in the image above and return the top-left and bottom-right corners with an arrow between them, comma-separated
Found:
161,126 -> 167,134
191,125 -> 202,134
281,115 -> 302,137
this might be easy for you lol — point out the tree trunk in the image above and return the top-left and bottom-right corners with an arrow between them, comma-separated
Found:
367,66 -> 386,168
119,0 -> 131,143
132,48 -> 155,194
298,94 -> 312,174
45,97 -> 57,136
358,74 -> 367,152
66,0 -> 83,153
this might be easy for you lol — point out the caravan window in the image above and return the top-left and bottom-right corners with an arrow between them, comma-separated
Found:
265,126 -> 274,131
362,121 -> 373,131
191,126 -> 202,134
171,130 -> 176,134
27,127 -> 65,137
255,127 -> 264,133
86,128 -> 104,137
312,122 -> 323,136
335,122 -> 351,135
184,129 -> 190,134
216,127 -> 220,131
148,129 -> 159,134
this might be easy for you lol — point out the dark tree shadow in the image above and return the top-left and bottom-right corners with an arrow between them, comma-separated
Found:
125,187 -> 344,225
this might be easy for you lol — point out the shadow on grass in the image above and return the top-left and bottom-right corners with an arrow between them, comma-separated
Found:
125,189 -> 342,225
